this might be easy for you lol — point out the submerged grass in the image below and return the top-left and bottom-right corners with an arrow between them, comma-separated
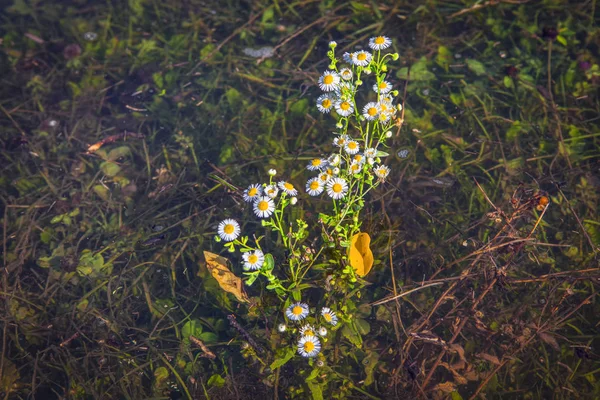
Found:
0,0 -> 599,399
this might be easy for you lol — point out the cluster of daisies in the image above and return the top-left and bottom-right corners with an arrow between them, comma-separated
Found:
280,302 -> 339,358
308,36 -> 399,200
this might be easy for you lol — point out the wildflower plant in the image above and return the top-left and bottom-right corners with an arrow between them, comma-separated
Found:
214,36 -> 403,388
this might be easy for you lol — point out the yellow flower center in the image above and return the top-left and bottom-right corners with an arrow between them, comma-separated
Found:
311,159 -> 321,166
248,254 -> 258,264
375,36 -> 385,45
351,164 -> 359,172
357,53 -> 367,61
323,314 -> 332,322
332,183 -> 342,193
304,341 -> 315,352
224,224 -> 234,234
348,142 -> 357,150
323,75 -> 334,85
379,82 -> 387,89
368,107 -> 378,116
340,101 -> 350,111
310,181 -> 320,190
248,187 -> 258,196
258,201 -> 269,211
354,155 -> 363,162
292,306 -> 303,315
305,329 -> 314,336
284,182 -> 294,191
321,99 -> 331,108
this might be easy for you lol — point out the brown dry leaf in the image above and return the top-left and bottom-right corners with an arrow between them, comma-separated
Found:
434,381 -> 456,394
349,232 -> 374,277
449,343 -> 467,363
203,251 -> 249,303
478,353 -> 501,365
538,332 -> 560,350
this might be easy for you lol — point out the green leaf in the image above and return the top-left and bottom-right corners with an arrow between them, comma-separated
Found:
290,98 -> 309,116
153,367 -> 169,389
466,59 -> 486,76
307,381 -> 324,400
100,161 -> 121,177
225,87 -> 242,109
270,348 -> 295,370
341,324 -> 362,347
198,332 -> 218,344
207,374 -> 226,388
556,35 -> 567,46
107,146 -> 131,161
93,184 -> 110,201
396,57 -> 435,81
181,319 -> 203,340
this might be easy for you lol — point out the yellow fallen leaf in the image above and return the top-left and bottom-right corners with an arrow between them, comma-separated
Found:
348,232 -> 374,277
204,251 -> 249,303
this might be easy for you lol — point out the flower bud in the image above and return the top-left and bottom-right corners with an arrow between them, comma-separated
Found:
381,64 -> 388,72
391,53 -> 399,61
277,323 -> 287,332
290,197 -> 298,205
385,131 -> 392,138
268,169 -> 277,176
333,167 -> 340,175
329,41 -> 337,48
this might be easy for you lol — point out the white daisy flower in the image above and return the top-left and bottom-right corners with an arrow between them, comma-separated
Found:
318,326 -> 328,337
328,154 -> 341,166
326,177 -> 348,200
351,50 -> 372,67
353,153 -> 365,164
264,185 -> 279,199
316,94 -> 335,113
321,307 -> 338,326
217,219 -> 240,242
242,249 -> 264,271
348,161 -> 362,175
369,35 -> 392,50
253,196 -> 275,218
345,140 -> 360,155
378,111 -> 391,123
307,158 -> 328,171
317,172 -> 331,184
297,335 -> 321,358
335,99 -> 354,117
335,81 -> 355,97
278,181 -> 298,196
374,165 -> 390,180
286,302 -> 309,321
242,184 -> 262,203
299,324 -> 317,337
306,178 -> 324,196
332,167 -> 340,175
318,71 -> 340,92
339,67 -> 353,81
342,52 -> 352,63
364,147 -> 377,158
333,134 -> 349,148
362,102 -> 380,121
373,80 -> 392,94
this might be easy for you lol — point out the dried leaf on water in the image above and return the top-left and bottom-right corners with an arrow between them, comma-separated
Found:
203,251 -> 249,303
349,232 -> 374,277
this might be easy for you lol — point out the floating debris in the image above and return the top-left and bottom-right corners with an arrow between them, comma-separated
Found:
397,149 -> 410,159
83,32 -> 98,41
242,46 -> 275,59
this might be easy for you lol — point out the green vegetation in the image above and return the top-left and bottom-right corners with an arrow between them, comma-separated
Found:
0,1 -> 598,399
